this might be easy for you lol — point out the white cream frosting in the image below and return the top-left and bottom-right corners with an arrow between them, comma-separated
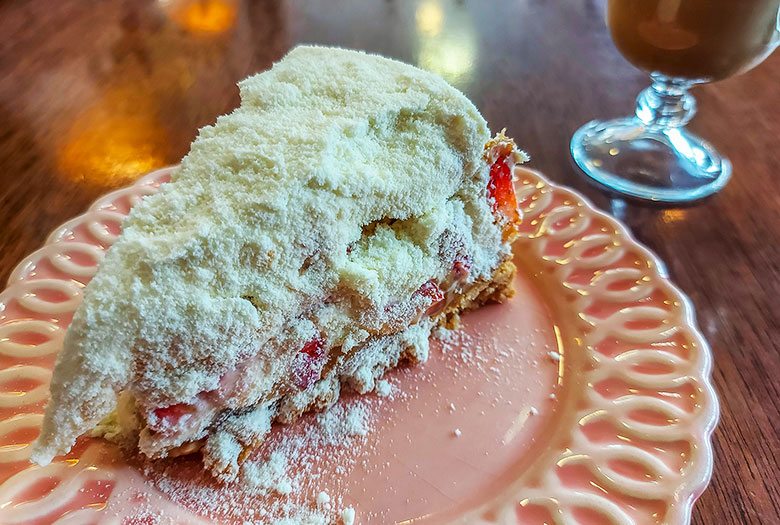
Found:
32,45 -> 507,465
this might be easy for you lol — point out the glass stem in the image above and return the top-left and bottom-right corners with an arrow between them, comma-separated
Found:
635,74 -> 696,129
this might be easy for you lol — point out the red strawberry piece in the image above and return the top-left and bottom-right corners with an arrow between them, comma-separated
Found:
452,253 -> 472,280
487,157 -> 521,230
412,279 -> 445,317
300,337 -> 325,359
414,280 -> 445,304
292,337 -> 326,390
153,403 -> 194,428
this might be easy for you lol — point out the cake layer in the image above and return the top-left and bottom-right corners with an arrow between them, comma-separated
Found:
32,45 -> 524,469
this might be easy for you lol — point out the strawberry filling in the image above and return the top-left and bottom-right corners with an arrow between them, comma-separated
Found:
487,156 -> 521,233
414,279 -> 445,303
452,253 -> 472,281
151,402 -> 198,432
154,403 -> 192,425
413,279 -> 446,318
291,337 -> 327,390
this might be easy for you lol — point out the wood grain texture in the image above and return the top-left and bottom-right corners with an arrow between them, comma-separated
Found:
0,1 -> 778,523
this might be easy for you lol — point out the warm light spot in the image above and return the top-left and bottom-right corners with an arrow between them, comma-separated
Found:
415,5 -> 477,88
556,454 -> 589,467
57,89 -> 167,186
0,444 -> 27,453
502,407 -> 538,445
167,0 -> 238,34
608,147 -> 619,156
415,1 -> 444,36
553,324 -> 565,385
662,209 -> 687,223
417,35 -> 476,86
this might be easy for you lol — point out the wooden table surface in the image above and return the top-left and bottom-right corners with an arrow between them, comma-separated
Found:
1,1 -> 778,523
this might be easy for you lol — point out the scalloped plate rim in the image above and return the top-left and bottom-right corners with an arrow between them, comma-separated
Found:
519,168 -> 719,522
0,165 -> 720,525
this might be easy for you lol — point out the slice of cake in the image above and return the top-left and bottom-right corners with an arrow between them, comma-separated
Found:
31,46 -> 527,479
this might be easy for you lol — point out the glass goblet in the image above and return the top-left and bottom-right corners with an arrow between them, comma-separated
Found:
571,0 -> 780,202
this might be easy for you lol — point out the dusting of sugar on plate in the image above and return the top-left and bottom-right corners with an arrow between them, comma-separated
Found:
375,379 -> 393,397
146,397 -> 379,524
341,506 -> 356,525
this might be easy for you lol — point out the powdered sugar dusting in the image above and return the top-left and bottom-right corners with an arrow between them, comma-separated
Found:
341,506 -> 356,525
242,451 -> 294,495
141,396 -> 381,524
374,379 -> 393,397
96,268 -> 559,524
317,404 -> 369,443
316,491 -> 331,506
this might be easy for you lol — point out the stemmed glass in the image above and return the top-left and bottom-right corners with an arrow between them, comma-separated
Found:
571,0 -> 780,202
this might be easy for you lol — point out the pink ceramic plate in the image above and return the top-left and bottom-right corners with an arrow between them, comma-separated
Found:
0,167 -> 718,525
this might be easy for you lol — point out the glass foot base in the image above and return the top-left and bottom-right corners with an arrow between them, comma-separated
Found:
571,118 -> 732,202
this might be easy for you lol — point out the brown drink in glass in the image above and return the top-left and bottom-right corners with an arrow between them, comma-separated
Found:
608,0 -> 780,81
571,1 -> 780,202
